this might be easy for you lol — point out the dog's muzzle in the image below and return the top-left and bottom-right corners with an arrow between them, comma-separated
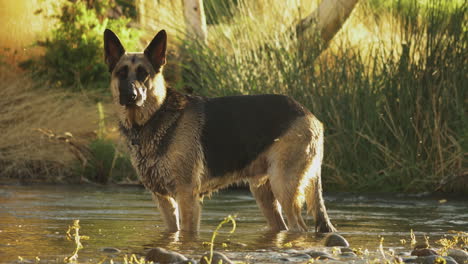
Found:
119,83 -> 138,106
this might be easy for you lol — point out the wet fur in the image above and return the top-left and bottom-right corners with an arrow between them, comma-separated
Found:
104,29 -> 336,233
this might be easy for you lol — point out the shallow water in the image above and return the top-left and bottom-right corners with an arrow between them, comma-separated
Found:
0,184 -> 466,263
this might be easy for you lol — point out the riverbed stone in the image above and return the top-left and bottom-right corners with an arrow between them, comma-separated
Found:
278,257 -> 292,262
340,247 -> 355,253
199,251 -> 233,264
414,242 -> 430,249
341,252 -> 357,258
401,256 -> 418,263
100,247 -> 121,254
411,248 -> 438,257
306,250 -> 337,260
290,253 -> 313,260
324,233 -> 350,247
416,255 -> 458,264
145,247 -> 188,264
448,249 -> 468,264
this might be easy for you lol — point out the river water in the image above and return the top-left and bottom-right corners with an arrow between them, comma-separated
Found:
0,184 -> 467,263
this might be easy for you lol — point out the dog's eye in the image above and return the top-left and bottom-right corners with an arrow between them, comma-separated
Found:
116,66 -> 128,79
137,67 -> 149,81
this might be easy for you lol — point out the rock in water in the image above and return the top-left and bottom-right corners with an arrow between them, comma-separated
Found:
340,247 -> 354,253
100,247 -> 121,254
200,251 -> 234,264
324,233 -> 350,247
341,252 -> 357,258
448,249 -> 468,264
411,248 -> 438,257
306,251 -> 337,260
418,255 -> 458,264
146,247 -> 188,263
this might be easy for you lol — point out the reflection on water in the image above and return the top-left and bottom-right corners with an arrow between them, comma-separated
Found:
0,185 -> 467,263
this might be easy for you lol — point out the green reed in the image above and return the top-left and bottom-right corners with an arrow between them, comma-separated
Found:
179,0 -> 466,193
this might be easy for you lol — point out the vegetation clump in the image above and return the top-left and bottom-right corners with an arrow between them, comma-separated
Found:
181,0 -> 466,193
20,0 -> 141,93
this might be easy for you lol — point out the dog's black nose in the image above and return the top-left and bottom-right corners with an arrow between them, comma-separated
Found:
130,89 -> 137,100
119,82 -> 139,106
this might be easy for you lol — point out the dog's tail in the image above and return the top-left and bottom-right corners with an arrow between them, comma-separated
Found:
305,125 -> 337,233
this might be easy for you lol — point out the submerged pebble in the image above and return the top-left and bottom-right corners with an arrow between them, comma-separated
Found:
324,233 -> 350,247
417,255 -> 458,264
283,249 -> 299,254
401,256 -> 418,263
199,251 -> 234,264
411,248 -> 438,256
100,247 -> 121,254
340,252 -> 357,257
145,247 -> 188,264
306,250 -> 337,260
290,253 -> 313,260
340,247 -> 355,253
414,243 -> 430,249
448,249 -> 468,264
278,257 -> 302,262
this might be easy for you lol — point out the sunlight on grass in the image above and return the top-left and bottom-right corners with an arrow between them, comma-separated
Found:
203,215 -> 237,264
64,220 -> 89,263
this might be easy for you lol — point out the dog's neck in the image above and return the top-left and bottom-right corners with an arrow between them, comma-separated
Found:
119,74 -> 167,129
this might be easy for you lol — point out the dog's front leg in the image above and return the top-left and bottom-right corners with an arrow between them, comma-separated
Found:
176,188 -> 201,232
152,193 -> 180,232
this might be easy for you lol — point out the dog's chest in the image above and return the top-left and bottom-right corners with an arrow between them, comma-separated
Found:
120,112 -> 181,194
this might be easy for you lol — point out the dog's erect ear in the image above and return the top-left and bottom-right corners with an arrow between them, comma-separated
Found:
144,30 -> 167,70
104,29 -> 125,72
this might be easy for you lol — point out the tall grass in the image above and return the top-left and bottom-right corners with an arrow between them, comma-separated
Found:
179,0 -> 467,193
0,67 -> 97,181
2,0 -> 464,192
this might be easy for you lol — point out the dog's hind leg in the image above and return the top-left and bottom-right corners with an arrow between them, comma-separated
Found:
249,179 -> 288,231
305,167 -> 336,233
269,174 -> 308,232
266,117 -> 324,232
267,156 -> 308,232
152,193 -> 180,232
303,121 -> 336,233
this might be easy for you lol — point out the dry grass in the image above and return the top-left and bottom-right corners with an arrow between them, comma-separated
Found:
0,68 -> 98,181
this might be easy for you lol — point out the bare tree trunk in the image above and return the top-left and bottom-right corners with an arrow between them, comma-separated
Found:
183,0 -> 208,43
297,0 -> 359,46
136,0 -> 147,26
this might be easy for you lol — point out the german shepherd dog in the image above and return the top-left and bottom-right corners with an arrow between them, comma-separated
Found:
104,29 -> 336,233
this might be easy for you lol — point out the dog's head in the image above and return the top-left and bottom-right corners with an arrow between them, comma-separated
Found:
104,29 -> 167,108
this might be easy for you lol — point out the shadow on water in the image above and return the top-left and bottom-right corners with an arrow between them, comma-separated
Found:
0,184 -> 467,263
